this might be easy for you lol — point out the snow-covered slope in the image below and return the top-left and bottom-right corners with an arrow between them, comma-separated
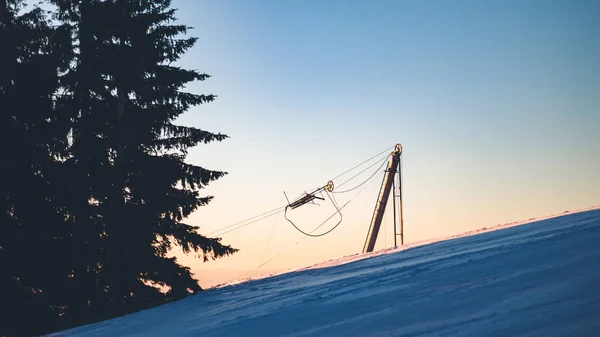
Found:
48,209 -> 600,336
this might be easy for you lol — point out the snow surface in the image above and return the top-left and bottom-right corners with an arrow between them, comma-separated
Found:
47,208 -> 600,336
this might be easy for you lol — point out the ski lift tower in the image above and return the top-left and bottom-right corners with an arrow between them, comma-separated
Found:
363,144 -> 403,253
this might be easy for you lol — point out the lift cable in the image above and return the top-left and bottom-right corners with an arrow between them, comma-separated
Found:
281,148 -> 392,236
283,191 -> 344,237
213,167 -> 385,287
212,208 -> 286,237
207,206 -> 285,236
168,207 -> 286,258
283,155 -> 389,238
332,154 -> 390,194
247,164 -> 384,272
330,145 -> 394,182
306,169 -> 382,236
259,196 -> 285,265
201,145 -> 394,238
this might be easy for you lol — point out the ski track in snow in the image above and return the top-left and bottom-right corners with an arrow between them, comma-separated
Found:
47,208 -> 600,337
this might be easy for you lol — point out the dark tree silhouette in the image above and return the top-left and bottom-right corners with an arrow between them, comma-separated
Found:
1,0 -> 237,335
0,0 -> 74,335
51,0 -> 237,316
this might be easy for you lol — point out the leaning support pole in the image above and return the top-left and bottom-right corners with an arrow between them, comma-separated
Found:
393,178 -> 398,247
363,144 -> 402,253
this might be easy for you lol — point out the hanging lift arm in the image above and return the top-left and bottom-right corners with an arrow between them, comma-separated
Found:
286,181 -> 334,209
284,181 -> 345,237
287,191 -> 324,209
362,144 -> 403,253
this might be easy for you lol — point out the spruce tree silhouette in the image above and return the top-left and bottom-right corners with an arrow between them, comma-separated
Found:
1,0 -> 74,335
1,0 -> 237,335
51,0 -> 238,322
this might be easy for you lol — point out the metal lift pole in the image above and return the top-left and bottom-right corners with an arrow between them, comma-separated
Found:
398,151 -> 404,246
362,144 -> 403,253
393,178 -> 397,247
392,152 -> 404,247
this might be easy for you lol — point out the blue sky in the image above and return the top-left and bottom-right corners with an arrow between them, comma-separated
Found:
168,0 -> 600,286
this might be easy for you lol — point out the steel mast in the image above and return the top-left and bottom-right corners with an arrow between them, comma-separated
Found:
362,144 -> 403,253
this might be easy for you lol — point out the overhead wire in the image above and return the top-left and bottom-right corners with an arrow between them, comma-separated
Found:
168,207 -> 284,257
259,196 -> 284,265
333,154 -> 390,194
202,146 -> 403,288
330,145 -> 394,182
281,147 -> 391,237
200,145 -> 394,238
334,151 -> 390,189
308,168 -> 382,235
212,209 -> 285,237
168,207 -> 285,257
283,191 -> 344,237
221,166 -> 385,286
207,205 -> 285,236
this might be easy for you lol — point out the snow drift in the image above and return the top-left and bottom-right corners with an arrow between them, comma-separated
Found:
47,208 -> 600,336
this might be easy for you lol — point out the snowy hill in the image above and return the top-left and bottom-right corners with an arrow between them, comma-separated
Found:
47,209 -> 600,336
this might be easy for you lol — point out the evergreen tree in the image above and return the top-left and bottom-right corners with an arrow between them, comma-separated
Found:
50,0 -> 238,321
0,0 -> 74,335
1,0 -> 236,334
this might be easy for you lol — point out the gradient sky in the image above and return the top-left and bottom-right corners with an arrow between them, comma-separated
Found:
167,0 -> 600,287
